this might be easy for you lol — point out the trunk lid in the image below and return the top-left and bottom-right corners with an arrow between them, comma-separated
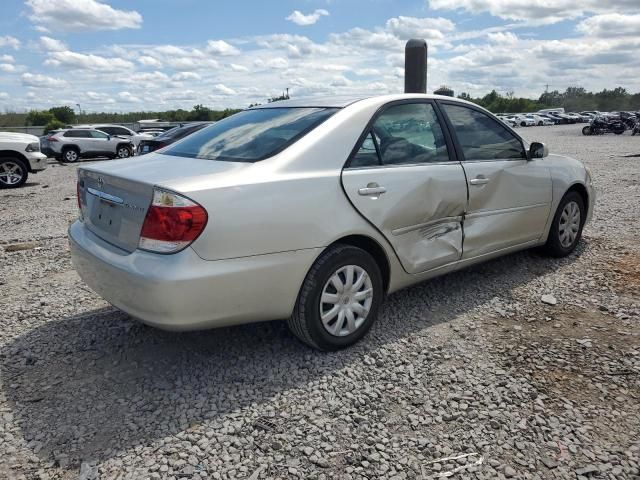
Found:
78,153 -> 248,252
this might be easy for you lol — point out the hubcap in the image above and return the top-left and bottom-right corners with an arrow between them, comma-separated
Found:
558,201 -> 581,248
319,265 -> 373,337
0,161 -> 24,185
65,150 -> 78,162
118,147 -> 130,158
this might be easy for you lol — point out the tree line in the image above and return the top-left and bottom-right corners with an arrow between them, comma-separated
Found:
458,87 -> 640,113
2,86 -> 639,130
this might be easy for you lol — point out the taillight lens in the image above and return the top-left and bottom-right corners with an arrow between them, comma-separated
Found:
47,136 -> 58,142
76,179 -> 84,220
138,189 -> 207,254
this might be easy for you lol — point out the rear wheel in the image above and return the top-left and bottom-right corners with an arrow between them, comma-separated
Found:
0,157 -> 28,188
62,147 -> 79,163
288,244 -> 383,351
542,191 -> 585,257
582,126 -> 591,136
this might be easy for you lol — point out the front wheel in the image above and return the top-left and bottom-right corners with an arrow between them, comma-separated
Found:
288,244 -> 383,351
117,145 -> 132,158
0,157 -> 28,188
582,126 -> 591,136
542,191 -> 585,257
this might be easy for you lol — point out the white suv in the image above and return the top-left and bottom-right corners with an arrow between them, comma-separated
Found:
46,128 -> 134,163
75,124 -> 152,149
0,132 -> 48,188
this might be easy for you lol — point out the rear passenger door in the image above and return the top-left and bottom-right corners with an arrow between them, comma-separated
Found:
438,102 -> 552,258
341,101 -> 468,274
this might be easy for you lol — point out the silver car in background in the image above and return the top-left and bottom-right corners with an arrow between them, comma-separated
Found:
46,128 -> 134,163
69,94 -> 595,350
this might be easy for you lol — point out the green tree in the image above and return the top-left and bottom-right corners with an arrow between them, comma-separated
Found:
48,106 -> 76,124
43,119 -> 66,134
25,110 -> 54,126
187,104 -> 212,121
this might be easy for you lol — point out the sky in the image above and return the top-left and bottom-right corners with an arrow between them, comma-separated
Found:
0,0 -> 639,113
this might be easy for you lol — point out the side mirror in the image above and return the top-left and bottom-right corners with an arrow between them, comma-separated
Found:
529,141 -> 548,159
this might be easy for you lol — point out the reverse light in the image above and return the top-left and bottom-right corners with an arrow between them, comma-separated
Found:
138,188 -> 208,254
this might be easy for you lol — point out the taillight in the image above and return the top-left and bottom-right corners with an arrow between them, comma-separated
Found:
76,179 -> 84,220
47,136 -> 58,142
138,188 -> 207,254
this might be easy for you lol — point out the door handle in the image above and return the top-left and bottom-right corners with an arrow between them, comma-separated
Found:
470,177 -> 490,186
358,185 -> 387,196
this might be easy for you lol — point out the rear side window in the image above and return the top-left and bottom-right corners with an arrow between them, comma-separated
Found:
349,102 -> 450,167
163,108 -> 338,162
90,130 -> 109,139
441,104 -> 526,161
64,130 -> 91,138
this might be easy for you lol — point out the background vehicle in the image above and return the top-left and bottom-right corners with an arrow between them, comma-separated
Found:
525,114 -> 554,126
0,132 -> 48,188
137,123 -> 211,155
46,128 -> 134,162
582,115 -> 625,135
70,94 -> 594,351
73,124 -> 153,149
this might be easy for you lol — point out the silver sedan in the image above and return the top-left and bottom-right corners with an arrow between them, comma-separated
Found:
69,94 -> 595,350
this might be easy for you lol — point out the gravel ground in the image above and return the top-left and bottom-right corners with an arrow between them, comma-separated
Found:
0,124 -> 638,480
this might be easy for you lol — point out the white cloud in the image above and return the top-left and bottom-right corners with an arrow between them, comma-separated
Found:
330,28 -> 402,51
21,72 -> 67,88
137,56 -> 163,68
206,40 -> 240,56
173,72 -> 202,81
577,13 -> 640,37
44,50 -> 134,72
39,36 -> 66,52
0,64 -> 17,73
487,31 -> 519,44
118,91 -> 141,103
0,92 -> 9,100
385,16 -> 455,39
229,63 -> 249,72
26,0 -> 142,32
213,84 -> 236,95
0,36 -> 20,50
428,0 -> 640,24
0,55 -> 14,63
286,9 -> 329,26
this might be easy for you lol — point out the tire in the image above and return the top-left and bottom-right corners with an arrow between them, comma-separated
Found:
288,244 -> 383,351
538,121 -> 543,126
0,157 -> 28,188
582,126 -> 591,136
613,128 -> 624,135
61,147 -> 79,163
116,145 -> 132,158
542,191 -> 585,257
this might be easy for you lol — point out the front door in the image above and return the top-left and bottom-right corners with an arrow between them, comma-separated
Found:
438,102 -> 552,258
341,101 -> 468,274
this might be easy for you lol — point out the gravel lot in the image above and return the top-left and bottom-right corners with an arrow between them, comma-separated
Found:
0,124 -> 638,480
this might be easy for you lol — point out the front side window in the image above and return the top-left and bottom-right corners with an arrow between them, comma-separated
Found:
163,107 -> 337,162
441,104 -> 526,161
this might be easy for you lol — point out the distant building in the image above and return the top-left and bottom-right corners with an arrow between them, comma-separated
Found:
434,86 -> 454,97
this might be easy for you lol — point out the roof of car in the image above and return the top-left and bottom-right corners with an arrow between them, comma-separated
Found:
251,93 -> 478,109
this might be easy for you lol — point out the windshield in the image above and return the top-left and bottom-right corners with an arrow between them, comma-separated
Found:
162,107 -> 338,162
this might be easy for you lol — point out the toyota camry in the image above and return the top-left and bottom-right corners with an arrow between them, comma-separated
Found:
69,94 -> 595,350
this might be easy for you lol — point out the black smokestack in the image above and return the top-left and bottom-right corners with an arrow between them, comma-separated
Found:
404,39 -> 427,94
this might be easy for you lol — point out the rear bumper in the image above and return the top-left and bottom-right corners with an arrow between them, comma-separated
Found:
68,221 -> 320,330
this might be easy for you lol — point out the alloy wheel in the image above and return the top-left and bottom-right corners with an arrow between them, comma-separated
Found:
0,161 -> 24,186
118,147 -> 131,158
65,150 -> 78,162
319,265 -> 373,337
558,201 -> 581,248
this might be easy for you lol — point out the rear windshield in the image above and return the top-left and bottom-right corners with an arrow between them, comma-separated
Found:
162,107 -> 338,162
